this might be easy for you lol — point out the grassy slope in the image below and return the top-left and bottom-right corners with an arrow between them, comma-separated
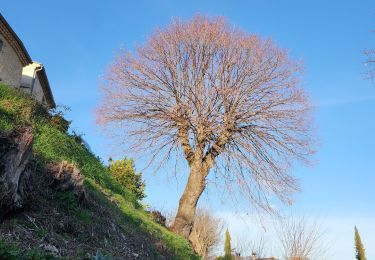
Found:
0,84 -> 198,259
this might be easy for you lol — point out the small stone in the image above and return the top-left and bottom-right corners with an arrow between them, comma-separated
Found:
43,244 -> 59,254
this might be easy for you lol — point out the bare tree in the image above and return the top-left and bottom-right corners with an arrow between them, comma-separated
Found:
275,216 -> 328,260
97,15 -> 314,238
234,235 -> 267,259
188,209 -> 224,258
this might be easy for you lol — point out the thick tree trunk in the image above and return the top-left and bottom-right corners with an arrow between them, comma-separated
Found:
171,162 -> 209,239
0,127 -> 34,217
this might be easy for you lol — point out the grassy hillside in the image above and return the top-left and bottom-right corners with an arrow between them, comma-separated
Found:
0,83 -> 198,259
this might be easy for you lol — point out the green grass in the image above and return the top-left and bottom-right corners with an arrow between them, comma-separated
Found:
0,83 -> 199,259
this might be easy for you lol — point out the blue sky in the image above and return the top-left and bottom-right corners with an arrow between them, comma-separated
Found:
1,1 -> 375,258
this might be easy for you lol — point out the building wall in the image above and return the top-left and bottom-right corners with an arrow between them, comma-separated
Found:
0,34 -> 23,87
21,63 -> 46,104
31,74 -> 45,104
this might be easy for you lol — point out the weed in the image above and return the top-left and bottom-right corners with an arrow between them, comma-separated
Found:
93,249 -> 113,260
0,240 -> 18,260
54,191 -> 79,213
23,247 -> 55,260
36,227 -> 48,238
75,209 -> 92,225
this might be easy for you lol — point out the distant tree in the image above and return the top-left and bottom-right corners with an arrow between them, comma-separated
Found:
275,216 -> 328,260
354,226 -> 366,260
108,157 -> 145,200
224,229 -> 233,259
189,209 -> 224,258
234,234 -> 268,258
97,15 -> 314,239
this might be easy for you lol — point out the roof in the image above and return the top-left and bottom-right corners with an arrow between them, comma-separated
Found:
0,13 -> 32,66
36,66 -> 56,109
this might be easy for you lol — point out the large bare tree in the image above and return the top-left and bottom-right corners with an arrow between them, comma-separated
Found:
97,16 -> 314,239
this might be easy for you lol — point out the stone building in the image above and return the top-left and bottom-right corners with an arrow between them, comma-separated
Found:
0,13 -> 55,108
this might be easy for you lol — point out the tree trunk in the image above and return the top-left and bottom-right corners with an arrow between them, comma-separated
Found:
0,126 -> 34,217
171,162 -> 209,239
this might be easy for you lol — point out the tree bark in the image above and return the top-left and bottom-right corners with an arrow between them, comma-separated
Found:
0,126 -> 34,217
171,161 -> 209,239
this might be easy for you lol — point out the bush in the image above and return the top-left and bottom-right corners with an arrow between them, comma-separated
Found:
108,157 -> 145,200
49,112 -> 70,133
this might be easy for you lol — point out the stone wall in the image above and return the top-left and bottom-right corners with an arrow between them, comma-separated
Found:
0,34 -> 23,87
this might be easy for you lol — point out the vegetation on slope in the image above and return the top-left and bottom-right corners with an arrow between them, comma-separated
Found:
0,83 -> 198,259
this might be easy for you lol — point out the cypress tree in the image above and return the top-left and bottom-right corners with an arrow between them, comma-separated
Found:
224,228 -> 232,260
354,226 -> 366,260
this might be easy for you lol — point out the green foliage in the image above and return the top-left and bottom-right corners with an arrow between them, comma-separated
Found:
108,157 -> 145,200
0,240 -> 55,260
55,191 -> 79,213
355,226 -> 367,260
76,209 -> 92,224
36,227 -> 48,238
0,240 -> 19,260
224,228 -> 232,259
33,123 -> 138,205
85,180 -> 199,259
49,112 -> 71,132
216,229 -> 233,260
0,83 -> 49,132
55,191 -> 92,224
23,248 -> 55,260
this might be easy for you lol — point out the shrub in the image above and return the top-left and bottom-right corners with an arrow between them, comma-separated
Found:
49,113 -> 70,133
108,157 -> 145,200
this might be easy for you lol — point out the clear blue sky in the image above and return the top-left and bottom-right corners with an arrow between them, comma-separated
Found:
2,1 -> 374,258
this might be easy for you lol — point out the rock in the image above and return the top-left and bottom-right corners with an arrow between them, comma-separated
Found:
132,253 -> 139,258
48,161 -> 85,202
41,244 -> 59,255
0,126 -> 34,217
